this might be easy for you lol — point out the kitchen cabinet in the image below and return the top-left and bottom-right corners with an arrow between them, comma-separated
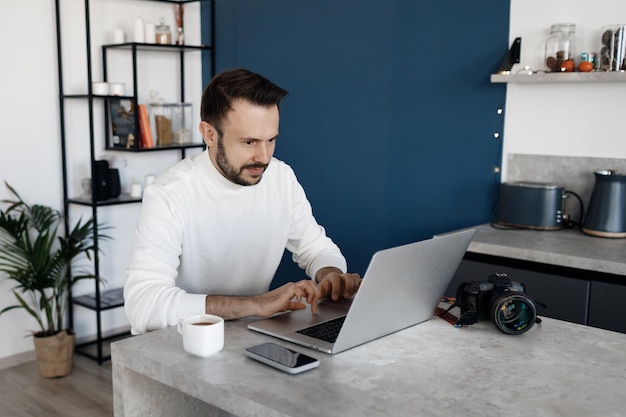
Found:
54,0 -> 214,363
446,258 -> 590,325
588,281 -> 626,333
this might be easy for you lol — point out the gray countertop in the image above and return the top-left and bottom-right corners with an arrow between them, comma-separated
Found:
112,317 -> 626,417
466,224 -> 626,276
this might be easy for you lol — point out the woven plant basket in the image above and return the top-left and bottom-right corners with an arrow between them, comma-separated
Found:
33,330 -> 75,378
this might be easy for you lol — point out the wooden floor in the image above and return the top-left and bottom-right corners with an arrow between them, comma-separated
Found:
0,355 -> 113,417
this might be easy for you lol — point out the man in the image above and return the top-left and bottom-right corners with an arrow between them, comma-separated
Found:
124,68 -> 361,334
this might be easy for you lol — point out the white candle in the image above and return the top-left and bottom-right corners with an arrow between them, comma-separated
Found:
129,183 -> 143,198
133,18 -> 145,43
112,29 -> 125,44
144,23 -> 156,43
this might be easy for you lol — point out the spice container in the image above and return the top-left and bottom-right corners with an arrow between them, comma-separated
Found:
155,19 -> 172,45
545,23 -> 577,72
600,25 -> 626,71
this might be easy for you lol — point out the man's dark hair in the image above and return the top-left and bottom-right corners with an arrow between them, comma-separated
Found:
200,68 -> 288,137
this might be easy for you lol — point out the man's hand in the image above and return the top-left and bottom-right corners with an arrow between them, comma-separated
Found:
252,280 -> 322,317
205,280 -> 322,320
316,267 -> 362,301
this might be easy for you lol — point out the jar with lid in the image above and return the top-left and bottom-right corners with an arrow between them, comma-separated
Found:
545,23 -> 577,72
155,19 -> 172,45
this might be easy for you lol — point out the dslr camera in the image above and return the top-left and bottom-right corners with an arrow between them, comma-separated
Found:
454,272 -> 538,335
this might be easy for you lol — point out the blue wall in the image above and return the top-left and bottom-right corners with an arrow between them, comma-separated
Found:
202,0 -> 509,285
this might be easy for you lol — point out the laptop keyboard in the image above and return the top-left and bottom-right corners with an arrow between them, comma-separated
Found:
296,316 -> 346,343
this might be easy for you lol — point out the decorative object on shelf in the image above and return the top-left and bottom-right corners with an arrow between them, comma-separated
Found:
144,23 -> 156,44
155,18 -> 172,45
0,182 -> 111,377
175,4 -> 184,45
109,98 -> 137,149
545,23 -> 577,72
579,51 -> 597,71
81,178 -> 92,200
133,17 -> 145,43
600,24 -> 626,71
129,183 -> 143,198
138,104 -> 155,149
109,82 -> 125,96
150,103 -> 193,145
172,103 -> 193,144
92,81 -> 109,95
144,174 -> 156,188
93,159 -> 121,201
112,28 -> 125,44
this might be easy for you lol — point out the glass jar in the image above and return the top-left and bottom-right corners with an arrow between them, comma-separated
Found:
545,23 -> 577,72
600,25 -> 626,71
155,19 -> 172,45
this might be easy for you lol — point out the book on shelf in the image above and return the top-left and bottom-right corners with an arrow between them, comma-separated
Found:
138,104 -> 154,149
109,98 -> 137,149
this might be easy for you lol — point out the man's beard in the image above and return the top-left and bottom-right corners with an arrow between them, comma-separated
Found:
215,137 -> 268,186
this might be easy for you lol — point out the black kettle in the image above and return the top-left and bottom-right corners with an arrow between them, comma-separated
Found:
582,170 -> 626,238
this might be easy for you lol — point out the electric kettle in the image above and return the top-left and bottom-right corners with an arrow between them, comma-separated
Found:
582,170 -> 626,238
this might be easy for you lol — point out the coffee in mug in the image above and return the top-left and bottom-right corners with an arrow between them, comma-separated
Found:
177,314 -> 224,357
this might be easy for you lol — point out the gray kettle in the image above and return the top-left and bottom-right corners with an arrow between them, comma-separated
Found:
582,170 -> 626,238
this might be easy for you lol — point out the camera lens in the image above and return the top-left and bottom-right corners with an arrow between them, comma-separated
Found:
491,294 -> 537,335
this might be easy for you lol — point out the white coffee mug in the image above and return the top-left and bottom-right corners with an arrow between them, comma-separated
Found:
177,314 -> 224,358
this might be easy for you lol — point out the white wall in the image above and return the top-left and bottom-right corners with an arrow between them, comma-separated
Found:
0,0 -> 204,363
503,0 -> 626,176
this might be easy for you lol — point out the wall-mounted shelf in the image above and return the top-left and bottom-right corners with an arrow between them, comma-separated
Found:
491,71 -> 626,84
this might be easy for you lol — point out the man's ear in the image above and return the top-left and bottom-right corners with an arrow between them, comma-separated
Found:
199,121 -> 217,147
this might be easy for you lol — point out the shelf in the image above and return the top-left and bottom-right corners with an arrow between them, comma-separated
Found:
69,193 -> 142,206
137,0 -> 210,3
106,142 -> 205,152
75,329 -> 131,363
62,94 -> 134,100
491,71 -> 626,84
102,42 -> 211,52
56,0 -> 215,365
73,287 -> 125,310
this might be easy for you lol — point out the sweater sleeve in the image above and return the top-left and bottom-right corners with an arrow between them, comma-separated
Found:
124,184 -> 206,334
285,173 -> 347,279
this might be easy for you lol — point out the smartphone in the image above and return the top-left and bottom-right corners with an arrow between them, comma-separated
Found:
244,342 -> 320,374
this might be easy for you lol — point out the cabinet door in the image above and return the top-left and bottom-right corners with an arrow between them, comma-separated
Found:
445,259 -> 590,325
588,281 -> 626,333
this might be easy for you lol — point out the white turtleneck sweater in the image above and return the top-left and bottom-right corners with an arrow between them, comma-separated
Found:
124,150 -> 347,334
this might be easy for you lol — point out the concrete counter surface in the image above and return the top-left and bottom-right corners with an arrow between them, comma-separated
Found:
467,224 -> 626,276
112,317 -> 626,417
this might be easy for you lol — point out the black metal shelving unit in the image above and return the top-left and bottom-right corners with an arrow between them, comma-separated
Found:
54,0 -> 214,364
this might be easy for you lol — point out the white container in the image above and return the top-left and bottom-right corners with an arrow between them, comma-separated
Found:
109,83 -> 125,96
92,81 -> 109,95
134,17 -> 145,43
112,29 -> 125,44
144,23 -> 156,44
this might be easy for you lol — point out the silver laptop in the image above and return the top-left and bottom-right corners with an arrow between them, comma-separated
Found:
248,228 -> 475,354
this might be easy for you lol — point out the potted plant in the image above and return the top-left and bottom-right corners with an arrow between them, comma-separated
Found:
0,182 -> 109,378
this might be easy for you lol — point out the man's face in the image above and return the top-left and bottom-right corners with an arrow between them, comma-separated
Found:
203,99 -> 279,186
